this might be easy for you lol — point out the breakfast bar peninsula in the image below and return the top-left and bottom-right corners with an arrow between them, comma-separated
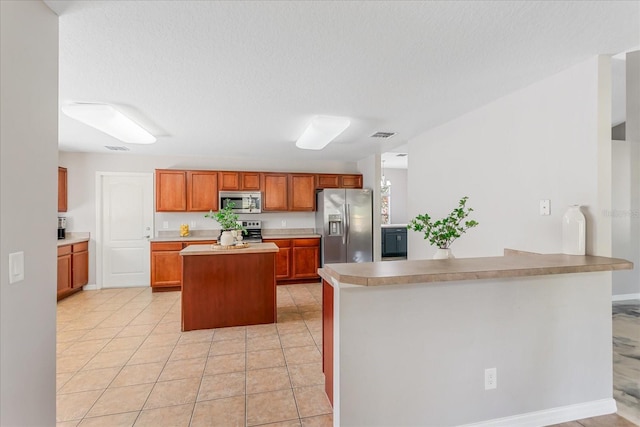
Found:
180,242 -> 278,331
319,250 -> 633,427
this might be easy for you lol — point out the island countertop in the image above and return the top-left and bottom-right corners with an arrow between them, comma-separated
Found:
319,251 -> 633,287
180,242 -> 279,256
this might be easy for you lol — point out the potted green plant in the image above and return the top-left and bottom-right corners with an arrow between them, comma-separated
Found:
205,199 -> 245,246
407,196 -> 479,259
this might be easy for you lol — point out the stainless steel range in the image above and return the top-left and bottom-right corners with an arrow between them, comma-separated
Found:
235,220 -> 263,243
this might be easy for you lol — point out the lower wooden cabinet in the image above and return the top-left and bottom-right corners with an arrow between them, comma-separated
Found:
57,241 -> 89,301
263,237 -> 320,284
150,240 -> 216,291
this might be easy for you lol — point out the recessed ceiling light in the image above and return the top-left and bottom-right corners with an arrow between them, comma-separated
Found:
62,103 -> 156,144
296,116 -> 351,150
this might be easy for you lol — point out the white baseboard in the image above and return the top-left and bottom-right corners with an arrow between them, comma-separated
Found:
612,293 -> 640,301
458,398 -> 616,427
82,284 -> 99,290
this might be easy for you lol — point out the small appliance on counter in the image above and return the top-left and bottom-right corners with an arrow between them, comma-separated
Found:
57,216 -> 66,240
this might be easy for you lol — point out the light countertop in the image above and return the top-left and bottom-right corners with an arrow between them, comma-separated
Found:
180,242 -> 279,256
57,232 -> 90,247
262,234 -> 321,239
319,250 -> 633,287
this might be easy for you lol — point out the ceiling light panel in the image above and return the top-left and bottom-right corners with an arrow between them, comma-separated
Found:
296,116 -> 351,150
62,103 -> 156,144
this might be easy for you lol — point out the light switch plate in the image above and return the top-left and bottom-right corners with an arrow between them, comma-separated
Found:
9,251 -> 24,284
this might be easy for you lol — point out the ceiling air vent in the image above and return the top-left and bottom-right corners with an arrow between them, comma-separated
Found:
396,153 -> 408,157
370,132 -> 396,138
104,146 -> 130,151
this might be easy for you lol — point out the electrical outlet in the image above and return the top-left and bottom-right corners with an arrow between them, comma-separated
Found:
485,368 -> 497,390
163,221 -> 169,229
540,200 -> 550,216
9,251 -> 24,284
281,220 -> 286,227
190,221 -> 196,229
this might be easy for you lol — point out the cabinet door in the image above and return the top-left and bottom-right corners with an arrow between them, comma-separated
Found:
340,174 -> 363,189
316,174 -> 339,189
292,239 -> 320,279
262,173 -> 288,211
57,252 -> 72,294
150,242 -> 183,288
72,250 -> 89,288
58,167 -> 68,212
263,239 -> 291,280
289,174 -> 316,211
188,171 -> 218,212
241,172 -> 261,191
155,170 -> 187,211
218,171 -> 240,191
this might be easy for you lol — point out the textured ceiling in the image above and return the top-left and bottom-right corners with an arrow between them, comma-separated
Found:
45,0 -> 639,163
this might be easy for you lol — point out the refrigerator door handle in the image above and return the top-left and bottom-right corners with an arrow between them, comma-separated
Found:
346,204 -> 351,245
342,203 -> 347,245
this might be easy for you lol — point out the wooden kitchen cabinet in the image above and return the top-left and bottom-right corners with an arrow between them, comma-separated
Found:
58,167 -> 67,212
263,237 -> 319,284
262,173 -> 288,211
292,238 -> 320,279
57,245 -> 72,296
155,169 -> 187,211
150,242 -> 183,291
289,174 -> 316,211
340,174 -> 363,188
150,240 -> 217,291
263,239 -> 291,280
218,171 -> 261,191
72,242 -> 89,288
187,170 -> 218,211
316,174 -> 340,189
57,241 -> 89,301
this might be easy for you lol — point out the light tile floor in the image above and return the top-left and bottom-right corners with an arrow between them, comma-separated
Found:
56,283 -> 331,426
58,285 -> 639,427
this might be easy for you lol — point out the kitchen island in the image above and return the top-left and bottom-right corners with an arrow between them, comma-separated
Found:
180,242 -> 279,331
319,250 -> 633,427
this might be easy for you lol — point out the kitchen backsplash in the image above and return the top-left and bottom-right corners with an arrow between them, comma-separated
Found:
154,211 -> 315,236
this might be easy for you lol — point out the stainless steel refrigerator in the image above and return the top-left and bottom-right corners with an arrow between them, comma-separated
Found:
316,189 -> 373,265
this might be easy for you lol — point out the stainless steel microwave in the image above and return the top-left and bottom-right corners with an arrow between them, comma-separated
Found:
219,191 -> 262,214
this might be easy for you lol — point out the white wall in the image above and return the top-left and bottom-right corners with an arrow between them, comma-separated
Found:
337,272 -> 613,426
612,50 -> 640,298
0,1 -> 58,425
59,151 -> 358,284
407,56 -> 612,261
384,168 -> 408,224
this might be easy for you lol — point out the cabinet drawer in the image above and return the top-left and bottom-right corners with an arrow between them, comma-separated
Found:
151,242 -> 183,251
264,239 -> 291,248
58,245 -> 72,256
72,241 -> 88,252
293,238 -> 320,247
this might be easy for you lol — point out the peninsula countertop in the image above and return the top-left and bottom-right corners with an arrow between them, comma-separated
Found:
319,250 -> 633,287
180,242 -> 279,256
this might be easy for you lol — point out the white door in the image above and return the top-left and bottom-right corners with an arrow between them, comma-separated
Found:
99,173 -> 153,288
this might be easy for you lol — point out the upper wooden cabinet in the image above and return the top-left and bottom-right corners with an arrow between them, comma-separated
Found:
155,169 -> 187,211
156,169 -> 219,212
218,171 -> 261,191
156,169 -> 362,212
289,174 -> 316,211
316,174 -> 340,189
340,174 -> 363,188
58,167 -> 67,212
262,173 -> 288,211
187,171 -> 218,211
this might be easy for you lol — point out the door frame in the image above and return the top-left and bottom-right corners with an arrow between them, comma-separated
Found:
94,171 -> 154,290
